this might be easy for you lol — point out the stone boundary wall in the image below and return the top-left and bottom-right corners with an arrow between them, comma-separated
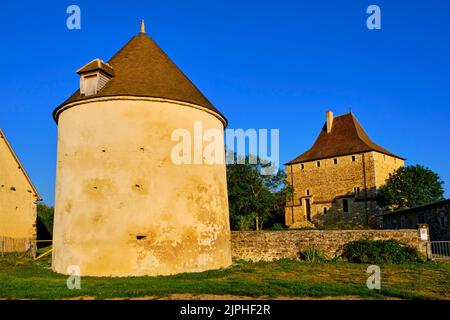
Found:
231,230 -> 427,261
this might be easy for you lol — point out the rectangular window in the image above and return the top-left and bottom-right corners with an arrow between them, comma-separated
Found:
342,199 -> 349,213
333,158 -> 338,165
316,161 -> 321,168
351,155 -> 356,162
306,189 -> 310,196
83,74 -> 98,96
323,208 -> 327,214
301,164 -> 305,170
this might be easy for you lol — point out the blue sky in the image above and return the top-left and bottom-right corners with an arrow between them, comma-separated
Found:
0,0 -> 449,205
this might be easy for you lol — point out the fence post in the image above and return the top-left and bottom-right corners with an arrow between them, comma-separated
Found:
417,224 -> 430,260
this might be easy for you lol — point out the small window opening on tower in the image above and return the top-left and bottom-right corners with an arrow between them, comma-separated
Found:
77,59 -> 115,97
352,155 -> 356,162
10,187 -> 16,191
306,189 -> 310,196
316,161 -> 321,168
301,164 -> 305,170
136,235 -> 147,240
323,207 -> 327,214
333,158 -> 338,165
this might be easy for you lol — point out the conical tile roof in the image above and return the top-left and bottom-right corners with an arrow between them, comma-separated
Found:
54,28 -> 224,123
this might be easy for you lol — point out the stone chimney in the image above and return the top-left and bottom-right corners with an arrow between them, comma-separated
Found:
326,111 -> 333,133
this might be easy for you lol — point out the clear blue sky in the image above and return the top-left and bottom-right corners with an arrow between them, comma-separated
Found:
1,0 -> 449,205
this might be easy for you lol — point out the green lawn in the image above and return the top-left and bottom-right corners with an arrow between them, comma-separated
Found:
0,253 -> 449,300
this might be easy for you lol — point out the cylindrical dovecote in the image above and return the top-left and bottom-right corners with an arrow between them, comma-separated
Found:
52,24 -> 231,277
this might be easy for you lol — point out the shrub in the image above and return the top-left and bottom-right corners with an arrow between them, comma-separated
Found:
271,223 -> 285,230
236,214 -> 256,230
299,247 -> 327,263
37,204 -> 54,238
342,239 -> 423,264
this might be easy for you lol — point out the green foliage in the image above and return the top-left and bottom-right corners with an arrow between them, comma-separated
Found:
271,223 -> 286,230
227,153 -> 291,230
377,165 -> 444,211
299,248 -> 327,263
37,203 -> 54,237
236,214 -> 256,231
342,239 -> 423,264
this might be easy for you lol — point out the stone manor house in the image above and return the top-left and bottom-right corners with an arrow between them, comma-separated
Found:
285,111 -> 404,228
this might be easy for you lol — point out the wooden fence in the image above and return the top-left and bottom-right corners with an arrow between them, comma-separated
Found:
0,236 -> 36,258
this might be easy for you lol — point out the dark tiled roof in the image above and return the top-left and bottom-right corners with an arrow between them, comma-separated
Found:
382,199 -> 450,216
54,32 -> 224,123
286,113 -> 405,164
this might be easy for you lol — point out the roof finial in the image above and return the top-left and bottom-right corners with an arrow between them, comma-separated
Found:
140,19 -> 146,34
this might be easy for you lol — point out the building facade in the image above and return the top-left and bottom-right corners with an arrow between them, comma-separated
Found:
285,111 -> 404,228
52,22 -> 232,277
383,199 -> 450,241
0,129 -> 41,243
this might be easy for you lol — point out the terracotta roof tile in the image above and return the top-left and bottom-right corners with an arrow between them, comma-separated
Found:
286,113 -> 404,164
54,32 -> 225,123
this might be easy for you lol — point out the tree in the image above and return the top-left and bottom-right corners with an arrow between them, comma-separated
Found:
37,203 -> 54,238
377,165 -> 445,212
226,154 -> 290,230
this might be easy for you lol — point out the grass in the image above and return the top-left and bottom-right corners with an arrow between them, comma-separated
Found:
0,252 -> 449,300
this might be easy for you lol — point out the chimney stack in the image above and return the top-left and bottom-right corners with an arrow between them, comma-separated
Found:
326,111 -> 333,133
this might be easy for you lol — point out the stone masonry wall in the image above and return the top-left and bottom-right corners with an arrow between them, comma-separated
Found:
285,151 -> 404,228
231,229 -> 427,261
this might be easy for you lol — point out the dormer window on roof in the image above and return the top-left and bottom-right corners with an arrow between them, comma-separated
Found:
76,59 -> 115,96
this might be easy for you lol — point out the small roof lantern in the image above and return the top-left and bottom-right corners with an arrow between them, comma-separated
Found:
76,59 -> 115,96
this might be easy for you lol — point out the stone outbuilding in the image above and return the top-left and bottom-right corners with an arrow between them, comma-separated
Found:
52,22 -> 231,276
0,128 -> 41,243
285,111 -> 405,228
383,199 -> 450,241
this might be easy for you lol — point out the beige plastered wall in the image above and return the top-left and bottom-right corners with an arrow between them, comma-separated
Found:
52,97 -> 232,276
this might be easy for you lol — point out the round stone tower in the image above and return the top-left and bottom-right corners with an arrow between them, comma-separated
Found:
52,22 -> 231,277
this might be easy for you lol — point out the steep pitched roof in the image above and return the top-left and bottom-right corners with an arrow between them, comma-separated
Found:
0,128 -> 42,200
54,29 -> 224,123
287,113 -> 405,164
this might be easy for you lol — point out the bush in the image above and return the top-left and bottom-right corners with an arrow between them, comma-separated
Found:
342,239 -> 423,264
37,204 -> 54,238
271,223 -> 285,230
299,248 -> 327,263
236,214 -> 256,230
